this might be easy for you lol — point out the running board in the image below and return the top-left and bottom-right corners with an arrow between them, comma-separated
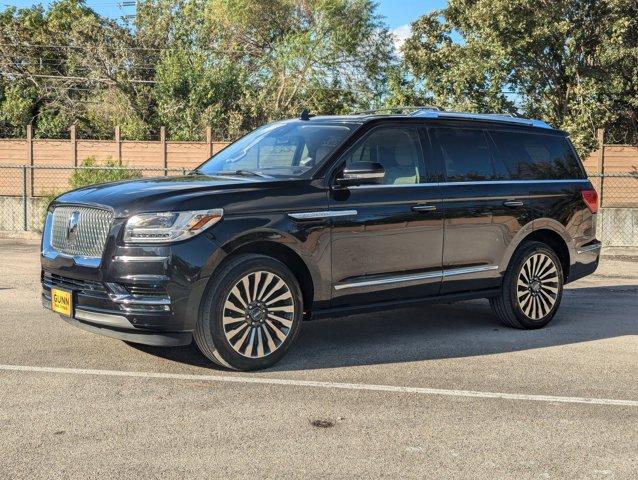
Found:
308,288 -> 501,320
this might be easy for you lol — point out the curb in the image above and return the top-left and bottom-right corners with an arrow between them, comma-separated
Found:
0,231 -> 42,241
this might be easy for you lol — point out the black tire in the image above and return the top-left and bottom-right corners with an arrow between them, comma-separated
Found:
194,254 -> 303,371
490,241 -> 564,329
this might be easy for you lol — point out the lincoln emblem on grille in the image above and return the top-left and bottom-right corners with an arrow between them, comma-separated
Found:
66,211 -> 80,244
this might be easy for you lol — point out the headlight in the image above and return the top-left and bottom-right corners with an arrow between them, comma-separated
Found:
123,209 -> 223,243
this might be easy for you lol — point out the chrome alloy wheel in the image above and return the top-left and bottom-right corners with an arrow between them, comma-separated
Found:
222,271 -> 295,358
516,253 -> 560,320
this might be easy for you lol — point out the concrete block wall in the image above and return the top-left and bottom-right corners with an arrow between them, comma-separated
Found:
598,208 -> 638,247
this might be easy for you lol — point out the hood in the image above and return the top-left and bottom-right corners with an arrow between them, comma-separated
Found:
53,174 -> 288,217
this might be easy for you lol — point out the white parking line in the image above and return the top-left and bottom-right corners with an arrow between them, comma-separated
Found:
1,363 -> 637,407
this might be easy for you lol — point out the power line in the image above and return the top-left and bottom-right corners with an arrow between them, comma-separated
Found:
1,1 -> 133,7
0,42 -> 164,52
0,42 -> 226,54
0,71 -> 156,84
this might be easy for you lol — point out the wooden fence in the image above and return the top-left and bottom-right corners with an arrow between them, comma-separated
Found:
0,125 -> 230,171
0,126 -> 636,205
582,129 -> 638,207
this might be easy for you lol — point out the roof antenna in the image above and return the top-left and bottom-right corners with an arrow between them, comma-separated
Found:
300,108 -> 311,121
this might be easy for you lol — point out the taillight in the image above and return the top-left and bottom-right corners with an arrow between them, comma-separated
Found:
581,189 -> 598,214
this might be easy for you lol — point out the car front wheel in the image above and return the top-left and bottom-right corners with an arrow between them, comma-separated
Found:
194,254 -> 303,371
490,241 -> 564,329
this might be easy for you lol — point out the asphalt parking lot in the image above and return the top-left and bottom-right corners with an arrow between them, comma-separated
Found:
0,238 -> 636,479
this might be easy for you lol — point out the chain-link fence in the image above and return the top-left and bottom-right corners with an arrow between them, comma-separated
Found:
1,165 -> 637,249
0,165 -> 191,232
589,173 -> 638,248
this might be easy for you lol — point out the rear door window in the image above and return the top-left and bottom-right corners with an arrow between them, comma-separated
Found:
430,127 -> 497,182
489,131 -> 584,179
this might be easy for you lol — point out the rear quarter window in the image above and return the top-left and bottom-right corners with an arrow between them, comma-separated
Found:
490,131 -> 584,180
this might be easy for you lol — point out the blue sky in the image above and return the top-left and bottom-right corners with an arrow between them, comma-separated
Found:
379,0 -> 448,51
378,0 -> 447,29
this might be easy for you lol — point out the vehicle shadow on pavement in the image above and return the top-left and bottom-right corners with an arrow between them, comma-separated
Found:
127,284 -> 638,372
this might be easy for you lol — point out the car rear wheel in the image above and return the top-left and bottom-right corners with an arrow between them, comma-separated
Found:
490,241 -> 564,329
194,254 -> 303,371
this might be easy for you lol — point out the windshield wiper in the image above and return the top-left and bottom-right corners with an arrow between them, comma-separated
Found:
215,169 -> 268,178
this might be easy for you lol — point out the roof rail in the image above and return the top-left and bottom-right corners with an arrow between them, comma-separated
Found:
353,105 -> 441,115
410,109 -> 552,129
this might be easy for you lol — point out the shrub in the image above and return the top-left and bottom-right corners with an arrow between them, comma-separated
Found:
70,157 -> 142,189
39,189 -> 61,231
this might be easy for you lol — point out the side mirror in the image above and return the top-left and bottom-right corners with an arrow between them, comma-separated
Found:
335,162 -> 385,187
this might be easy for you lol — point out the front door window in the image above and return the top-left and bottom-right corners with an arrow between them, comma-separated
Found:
343,127 -> 424,185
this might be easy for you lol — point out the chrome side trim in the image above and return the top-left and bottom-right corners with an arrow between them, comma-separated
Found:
289,210 -> 357,220
577,243 -> 602,254
113,256 -> 169,263
334,270 -> 443,290
442,265 -> 499,277
74,309 -> 133,329
334,265 -> 499,290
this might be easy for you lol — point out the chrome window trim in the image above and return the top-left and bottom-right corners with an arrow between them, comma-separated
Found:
443,179 -> 590,186
288,210 -> 358,220
334,265 -> 498,290
349,179 -> 590,189
350,183 -> 439,189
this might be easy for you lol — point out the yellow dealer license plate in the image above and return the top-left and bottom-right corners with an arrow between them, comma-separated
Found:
51,288 -> 73,317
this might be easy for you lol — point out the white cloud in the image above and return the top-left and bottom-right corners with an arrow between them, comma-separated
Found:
391,24 -> 412,55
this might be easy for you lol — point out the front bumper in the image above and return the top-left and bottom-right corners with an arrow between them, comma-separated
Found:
42,296 -> 192,346
41,272 -> 194,346
41,216 -> 226,346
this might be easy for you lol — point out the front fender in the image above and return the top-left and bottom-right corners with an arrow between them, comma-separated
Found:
204,213 -> 332,303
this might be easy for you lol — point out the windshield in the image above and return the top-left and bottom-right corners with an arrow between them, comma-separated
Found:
196,121 -> 355,177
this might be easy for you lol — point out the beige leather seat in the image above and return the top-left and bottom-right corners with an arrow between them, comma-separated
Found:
384,142 -> 418,184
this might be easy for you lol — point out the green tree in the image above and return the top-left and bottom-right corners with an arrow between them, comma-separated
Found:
402,0 -> 638,156
1,0 -> 396,140
0,0 -> 156,139
203,0 -> 395,117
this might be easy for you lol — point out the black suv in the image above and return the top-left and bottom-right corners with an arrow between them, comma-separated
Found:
41,108 -> 601,370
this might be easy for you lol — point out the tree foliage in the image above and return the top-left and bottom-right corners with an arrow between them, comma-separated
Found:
69,156 -> 142,189
1,0 -> 637,156
402,0 -> 638,156
0,0 -> 394,140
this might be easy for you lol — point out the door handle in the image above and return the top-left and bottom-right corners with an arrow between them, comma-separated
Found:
503,200 -> 524,207
412,205 -> 437,213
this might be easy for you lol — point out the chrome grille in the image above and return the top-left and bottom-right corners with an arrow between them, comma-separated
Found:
50,206 -> 113,258
124,284 -> 167,297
